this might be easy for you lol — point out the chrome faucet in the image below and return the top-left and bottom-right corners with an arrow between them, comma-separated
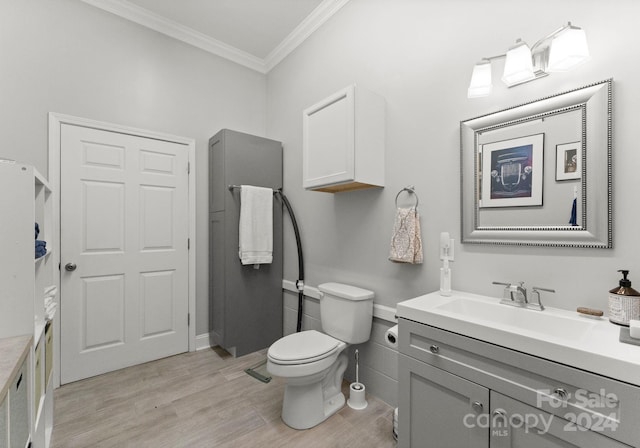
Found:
493,281 -> 527,305
492,282 -> 555,311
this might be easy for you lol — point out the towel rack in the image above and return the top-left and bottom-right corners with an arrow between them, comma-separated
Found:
395,186 -> 419,209
228,184 -> 282,195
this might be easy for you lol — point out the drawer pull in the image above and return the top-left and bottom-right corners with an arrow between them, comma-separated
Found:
16,373 -> 22,390
493,409 -> 507,419
472,401 -> 483,413
429,345 -> 439,354
553,387 -> 568,400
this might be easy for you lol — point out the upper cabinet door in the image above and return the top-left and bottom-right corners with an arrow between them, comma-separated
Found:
303,85 -> 385,193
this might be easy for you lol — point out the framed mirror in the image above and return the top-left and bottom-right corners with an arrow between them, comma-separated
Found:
460,79 -> 612,248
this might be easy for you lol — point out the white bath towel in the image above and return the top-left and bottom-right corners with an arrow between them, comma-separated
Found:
389,207 -> 423,264
239,185 -> 273,265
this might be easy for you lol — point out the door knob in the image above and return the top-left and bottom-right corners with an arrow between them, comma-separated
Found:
65,262 -> 77,272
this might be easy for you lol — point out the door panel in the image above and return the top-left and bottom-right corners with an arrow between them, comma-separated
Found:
140,270 -> 175,337
82,274 -> 125,350
61,124 -> 189,383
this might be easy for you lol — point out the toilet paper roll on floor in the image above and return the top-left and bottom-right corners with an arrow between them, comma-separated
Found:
385,325 -> 399,349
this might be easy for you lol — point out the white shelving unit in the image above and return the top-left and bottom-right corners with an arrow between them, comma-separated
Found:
0,162 -> 55,448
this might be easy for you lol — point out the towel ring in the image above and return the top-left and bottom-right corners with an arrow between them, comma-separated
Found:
395,186 -> 419,209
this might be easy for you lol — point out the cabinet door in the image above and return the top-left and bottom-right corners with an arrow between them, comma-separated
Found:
9,360 -> 28,448
491,392 -> 631,448
399,354 -> 489,448
0,395 -> 6,448
303,86 -> 355,189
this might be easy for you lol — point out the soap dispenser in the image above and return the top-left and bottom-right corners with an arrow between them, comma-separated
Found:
608,270 -> 640,326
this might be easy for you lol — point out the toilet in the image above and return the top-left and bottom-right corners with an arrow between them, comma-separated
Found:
267,282 -> 374,430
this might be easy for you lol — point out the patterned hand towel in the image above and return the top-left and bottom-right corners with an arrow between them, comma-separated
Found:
389,207 -> 423,264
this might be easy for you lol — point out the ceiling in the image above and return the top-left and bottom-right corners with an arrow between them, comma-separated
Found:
81,0 -> 350,73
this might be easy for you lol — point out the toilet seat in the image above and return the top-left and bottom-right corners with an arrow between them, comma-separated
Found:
268,330 -> 342,365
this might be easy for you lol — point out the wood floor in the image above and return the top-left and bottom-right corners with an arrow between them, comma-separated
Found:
52,347 -> 397,447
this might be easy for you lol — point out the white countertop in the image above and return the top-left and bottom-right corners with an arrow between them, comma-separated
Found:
397,290 -> 640,386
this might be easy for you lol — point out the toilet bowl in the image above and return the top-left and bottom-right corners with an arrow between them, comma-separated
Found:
267,282 -> 374,430
267,330 -> 348,429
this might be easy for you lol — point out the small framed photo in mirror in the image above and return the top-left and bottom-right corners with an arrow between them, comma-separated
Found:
556,142 -> 581,181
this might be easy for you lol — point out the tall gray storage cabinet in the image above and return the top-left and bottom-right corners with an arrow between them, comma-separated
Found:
209,129 -> 283,357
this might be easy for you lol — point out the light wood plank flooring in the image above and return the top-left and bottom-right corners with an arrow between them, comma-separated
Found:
52,347 -> 396,447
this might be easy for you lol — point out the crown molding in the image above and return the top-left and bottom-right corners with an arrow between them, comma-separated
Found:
264,0 -> 350,72
81,0 -> 350,74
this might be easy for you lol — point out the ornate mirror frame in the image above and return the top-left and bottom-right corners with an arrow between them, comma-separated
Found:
460,79 -> 612,248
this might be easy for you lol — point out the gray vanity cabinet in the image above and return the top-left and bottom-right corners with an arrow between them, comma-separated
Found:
398,318 -> 638,448
399,354 -> 489,448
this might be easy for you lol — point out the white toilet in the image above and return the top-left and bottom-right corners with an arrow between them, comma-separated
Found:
267,282 -> 374,430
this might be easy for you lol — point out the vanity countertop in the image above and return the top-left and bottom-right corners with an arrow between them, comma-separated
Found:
397,290 -> 640,386
0,334 -> 32,401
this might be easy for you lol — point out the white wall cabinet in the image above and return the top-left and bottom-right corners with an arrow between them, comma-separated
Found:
302,84 -> 385,193
398,319 -> 638,448
0,162 -> 55,448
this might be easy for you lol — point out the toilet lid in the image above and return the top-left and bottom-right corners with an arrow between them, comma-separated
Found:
268,330 -> 341,363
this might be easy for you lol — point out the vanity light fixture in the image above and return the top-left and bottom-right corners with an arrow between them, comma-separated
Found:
547,23 -> 591,71
502,39 -> 536,86
467,59 -> 492,98
467,22 -> 591,98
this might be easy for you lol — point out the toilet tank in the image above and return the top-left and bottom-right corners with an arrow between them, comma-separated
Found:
318,282 -> 374,344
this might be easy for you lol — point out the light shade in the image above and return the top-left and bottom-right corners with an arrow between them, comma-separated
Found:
467,60 -> 492,98
502,40 -> 535,86
547,24 -> 591,72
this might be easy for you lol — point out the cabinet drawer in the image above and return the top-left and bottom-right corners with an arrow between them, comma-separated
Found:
399,318 -> 640,447
45,322 -> 53,387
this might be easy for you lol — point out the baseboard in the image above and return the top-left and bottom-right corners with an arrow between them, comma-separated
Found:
195,333 -> 211,351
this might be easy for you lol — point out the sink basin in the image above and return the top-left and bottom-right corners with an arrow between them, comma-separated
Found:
436,298 -> 597,341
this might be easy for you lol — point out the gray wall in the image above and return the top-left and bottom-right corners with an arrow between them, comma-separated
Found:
268,0 -> 640,404
0,0 -> 267,336
268,0 -> 638,315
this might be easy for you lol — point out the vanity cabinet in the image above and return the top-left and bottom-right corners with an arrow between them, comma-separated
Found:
302,84 -> 385,193
398,318 -> 638,448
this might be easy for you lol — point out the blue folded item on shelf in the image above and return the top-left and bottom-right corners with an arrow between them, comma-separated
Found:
35,239 -> 47,259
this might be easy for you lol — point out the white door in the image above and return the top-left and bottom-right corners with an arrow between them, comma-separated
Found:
60,124 -> 190,384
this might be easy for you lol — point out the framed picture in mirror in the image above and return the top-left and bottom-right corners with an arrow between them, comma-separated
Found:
480,133 -> 544,208
556,141 -> 581,181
